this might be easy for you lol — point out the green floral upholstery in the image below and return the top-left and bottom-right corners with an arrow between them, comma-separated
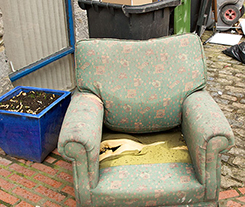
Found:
75,35 -> 206,133
58,34 -> 234,207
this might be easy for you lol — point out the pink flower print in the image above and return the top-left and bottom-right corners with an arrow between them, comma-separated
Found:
211,139 -> 222,150
134,78 -> 142,87
155,64 -> 165,73
177,191 -> 187,199
123,45 -> 133,53
152,80 -> 161,88
155,189 -> 165,198
120,59 -> 129,67
169,80 -> 180,89
127,89 -> 137,98
105,196 -> 115,203
81,62 -> 90,70
123,104 -> 132,112
146,200 -> 157,206
140,107 -> 151,114
160,173 -> 172,181
120,118 -> 129,124
180,38 -> 189,47
94,81 -> 102,90
155,109 -> 165,118
160,53 -> 168,61
192,104 -> 201,110
152,124 -> 161,130
186,166 -> 193,174
119,73 -> 127,79
110,181 -> 122,189
101,55 -> 109,64
207,153 -> 215,163
210,111 -> 222,118
111,85 -> 121,92
195,54 -> 203,62
192,70 -> 199,79
178,67 -> 186,74
134,122 -> 143,130
106,42 -> 118,48
185,82 -> 193,91
88,171 -> 95,182
140,172 -> 150,179
180,176 -> 191,183
169,163 -> 178,168
163,98 -> 171,107
179,53 -> 187,61
146,49 -> 154,55
87,50 -> 95,56
95,66 -> 105,75
124,199 -> 139,205
137,62 -> 149,70
136,185 -> 147,192
105,100 -> 113,109
102,168 -> 112,174
149,94 -> 157,101
119,170 -> 129,178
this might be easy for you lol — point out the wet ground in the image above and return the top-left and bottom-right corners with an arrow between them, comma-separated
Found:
201,30 -> 245,190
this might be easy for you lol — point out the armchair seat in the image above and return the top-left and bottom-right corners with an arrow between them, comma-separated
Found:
92,163 -> 204,206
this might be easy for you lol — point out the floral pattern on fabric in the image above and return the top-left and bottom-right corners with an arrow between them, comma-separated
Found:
91,163 -> 205,206
75,34 -> 206,133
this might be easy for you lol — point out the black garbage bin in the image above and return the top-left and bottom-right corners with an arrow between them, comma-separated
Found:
78,0 -> 180,40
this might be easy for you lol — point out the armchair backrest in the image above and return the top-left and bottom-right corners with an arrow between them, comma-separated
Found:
75,34 -> 207,133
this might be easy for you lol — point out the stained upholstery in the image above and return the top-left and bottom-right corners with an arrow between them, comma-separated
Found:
75,35 -> 206,133
58,34 -> 234,207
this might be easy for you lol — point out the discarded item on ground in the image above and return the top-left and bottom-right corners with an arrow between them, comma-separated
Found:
222,41 -> 245,63
206,0 -> 244,32
208,33 -> 242,45
240,19 -> 245,35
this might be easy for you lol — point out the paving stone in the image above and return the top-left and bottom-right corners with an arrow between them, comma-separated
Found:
236,196 -> 245,203
34,174 -> 62,188
221,176 -> 243,189
9,174 -> 37,188
221,165 -> 232,176
231,168 -> 245,183
224,200 -> 242,207
219,189 -> 240,200
61,185 -> 75,197
239,188 -> 245,195
12,187 -> 42,203
35,186 -> 66,202
32,163 -> 58,176
64,198 -> 77,207
0,189 -> 19,205
9,163 -> 36,177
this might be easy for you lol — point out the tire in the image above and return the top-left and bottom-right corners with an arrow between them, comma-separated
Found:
220,5 -> 240,25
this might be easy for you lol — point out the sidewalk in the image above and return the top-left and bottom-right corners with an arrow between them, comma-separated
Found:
0,147 -> 244,206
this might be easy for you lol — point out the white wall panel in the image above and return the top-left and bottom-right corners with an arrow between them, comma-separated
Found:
0,0 -> 75,90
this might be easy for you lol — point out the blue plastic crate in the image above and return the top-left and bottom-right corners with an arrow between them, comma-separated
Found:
0,86 -> 71,162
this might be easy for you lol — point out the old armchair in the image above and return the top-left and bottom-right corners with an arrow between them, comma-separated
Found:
58,34 -> 234,206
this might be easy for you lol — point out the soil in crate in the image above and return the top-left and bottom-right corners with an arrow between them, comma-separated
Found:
0,90 -> 60,115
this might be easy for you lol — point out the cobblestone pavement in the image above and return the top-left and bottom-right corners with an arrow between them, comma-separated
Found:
201,30 -> 245,191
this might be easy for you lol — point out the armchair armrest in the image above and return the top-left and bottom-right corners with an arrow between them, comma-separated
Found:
181,90 -> 234,200
58,90 -> 104,206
